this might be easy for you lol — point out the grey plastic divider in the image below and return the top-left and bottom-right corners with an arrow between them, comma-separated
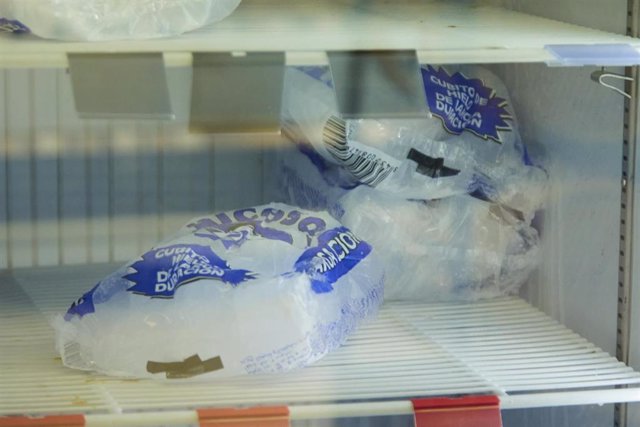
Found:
68,53 -> 174,120
189,52 -> 285,134
328,50 -> 427,119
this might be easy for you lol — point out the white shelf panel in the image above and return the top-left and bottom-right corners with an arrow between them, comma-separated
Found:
0,0 -> 639,68
2,264 -> 640,426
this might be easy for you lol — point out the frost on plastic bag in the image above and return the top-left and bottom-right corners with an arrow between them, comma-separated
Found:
280,65 -> 547,221
278,65 -> 547,302
277,138 -> 352,218
54,203 -> 384,380
0,0 -> 241,41
338,187 -> 539,302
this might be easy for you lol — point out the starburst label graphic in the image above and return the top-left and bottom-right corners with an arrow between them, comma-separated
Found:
124,244 -> 256,298
64,283 -> 99,320
421,65 -> 513,143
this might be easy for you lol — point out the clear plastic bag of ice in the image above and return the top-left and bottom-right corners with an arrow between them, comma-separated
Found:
0,0 -> 241,41
54,203 -> 384,380
337,187 -> 539,302
277,65 -> 547,302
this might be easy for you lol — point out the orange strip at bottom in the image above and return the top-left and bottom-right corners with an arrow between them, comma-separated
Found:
412,396 -> 502,427
0,415 -> 85,427
198,406 -> 290,427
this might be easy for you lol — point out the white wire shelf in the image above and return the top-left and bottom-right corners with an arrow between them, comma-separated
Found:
0,0 -> 639,68
2,264 -> 640,426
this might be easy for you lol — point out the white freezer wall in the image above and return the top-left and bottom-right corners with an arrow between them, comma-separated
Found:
492,0 -> 631,426
492,64 -> 625,358
0,67 -> 274,270
497,0 -> 626,34
489,63 -> 626,427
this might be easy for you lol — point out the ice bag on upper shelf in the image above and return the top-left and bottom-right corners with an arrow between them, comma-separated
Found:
54,203 -> 383,380
0,0 -> 241,41
278,64 -> 547,302
279,65 -> 547,222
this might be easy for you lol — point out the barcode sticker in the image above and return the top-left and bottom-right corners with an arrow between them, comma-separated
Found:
323,116 -> 400,186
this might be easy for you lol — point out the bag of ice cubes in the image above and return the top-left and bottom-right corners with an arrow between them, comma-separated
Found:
0,0 -> 241,41
54,203 -> 384,380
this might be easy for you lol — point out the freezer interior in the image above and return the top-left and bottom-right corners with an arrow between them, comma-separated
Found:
2,0 -> 640,426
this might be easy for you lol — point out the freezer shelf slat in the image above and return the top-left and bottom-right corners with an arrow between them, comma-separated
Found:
2,264 -> 640,425
0,0 -> 639,68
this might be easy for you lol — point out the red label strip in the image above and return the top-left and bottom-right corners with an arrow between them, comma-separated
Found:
412,395 -> 502,427
0,415 -> 85,427
198,406 -> 290,427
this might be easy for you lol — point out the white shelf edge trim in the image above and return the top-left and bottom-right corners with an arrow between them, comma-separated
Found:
1,47 -> 636,70
0,49 -> 554,70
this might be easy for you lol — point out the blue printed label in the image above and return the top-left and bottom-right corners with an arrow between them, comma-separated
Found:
297,66 -> 334,88
124,244 -> 256,298
294,227 -> 371,293
0,18 -> 29,34
64,284 -> 99,320
188,207 -> 327,248
422,65 -> 512,143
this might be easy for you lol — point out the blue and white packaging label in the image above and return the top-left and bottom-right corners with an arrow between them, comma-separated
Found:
64,284 -> 99,320
124,244 -> 256,298
294,226 -> 372,293
421,65 -> 513,143
64,204 -> 376,319
186,207 -> 328,248
297,65 -> 334,88
0,18 -> 29,34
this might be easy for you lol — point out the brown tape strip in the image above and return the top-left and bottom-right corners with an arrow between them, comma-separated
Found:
147,354 -> 223,379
